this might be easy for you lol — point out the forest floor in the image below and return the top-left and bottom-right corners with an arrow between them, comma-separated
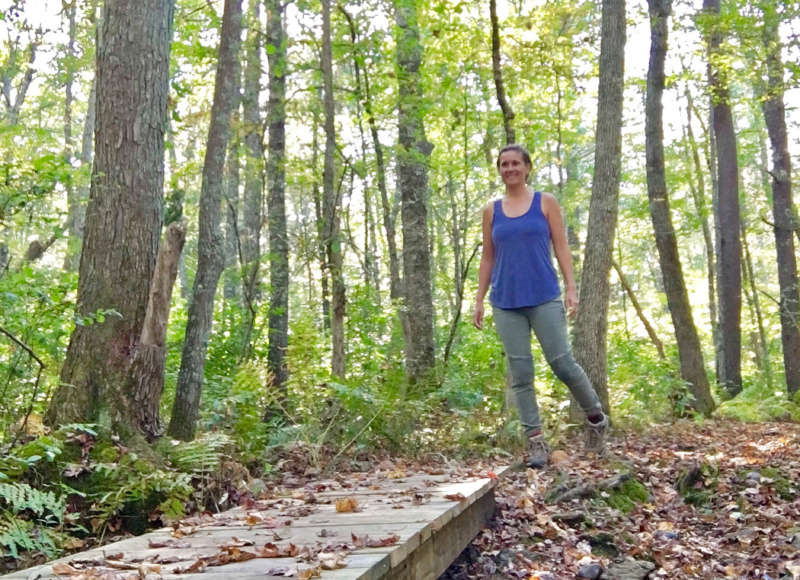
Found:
6,420 -> 800,579
441,419 -> 800,580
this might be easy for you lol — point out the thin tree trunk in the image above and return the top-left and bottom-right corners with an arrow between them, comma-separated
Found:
128,222 -> 185,439
223,114 -> 240,302
396,0 -> 435,384
573,0 -> 626,415
266,0 -> 290,397
47,0 -> 176,440
682,85 -> 718,359
240,0 -> 265,358
490,0 -> 515,144
62,0 -> 76,262
761,1 -> 800,398
321,0 -> 346,378
741,223 -> 772,388
63,1 -> 97,271
169,0 -> 242,441
704,0 -> 742,397
645,0 -> 714,414
311,91 -> 330,330
611,260 -> 665,359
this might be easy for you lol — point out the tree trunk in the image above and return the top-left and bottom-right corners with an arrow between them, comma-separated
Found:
128,222 -> 185,439
321,0 -> 346,378
266,0 -> 290,397
703,0 -> 742,397
240,0 -> 265,357
63,1 -> 97,271
682,85 -> 718,362
223,114 -> 240,303
168,0 -> 242,441
761,1 -> 800,398
741,223 -> 772,388
395,0 -> 435,384
645,0 -> 714,414
62,0 -> 76,264
573,0 -> 626,414
490,0 -> 515,144
611,260 -> 664,359
46,0 -> 175,440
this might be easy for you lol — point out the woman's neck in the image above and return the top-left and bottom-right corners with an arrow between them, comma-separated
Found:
505,183 -> 529,198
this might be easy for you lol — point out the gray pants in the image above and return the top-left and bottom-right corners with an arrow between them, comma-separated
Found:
492,299 -> 603,437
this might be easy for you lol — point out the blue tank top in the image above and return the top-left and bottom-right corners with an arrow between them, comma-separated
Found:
489,191 -> 561,309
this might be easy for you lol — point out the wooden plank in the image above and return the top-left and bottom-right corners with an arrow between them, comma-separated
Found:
4,466 -> 507,580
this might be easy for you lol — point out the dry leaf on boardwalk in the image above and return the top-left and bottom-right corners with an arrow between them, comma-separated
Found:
444,492 -> 466,502
148,537 -> 190,549
259,541 -> 300,558
335,496 -> 359,512
319,551 -> 348,570
297,563 -> 322,579
351,532 -> 400,548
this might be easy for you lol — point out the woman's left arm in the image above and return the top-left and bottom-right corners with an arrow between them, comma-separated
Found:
542,193 -> 579,318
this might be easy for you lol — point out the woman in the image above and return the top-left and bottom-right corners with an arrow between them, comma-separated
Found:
473,144 -> 608,468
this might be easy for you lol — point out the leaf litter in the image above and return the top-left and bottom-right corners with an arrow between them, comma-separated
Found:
442,419 -> 800,579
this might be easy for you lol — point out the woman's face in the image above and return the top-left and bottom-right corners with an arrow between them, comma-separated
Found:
498,150 -> 530,187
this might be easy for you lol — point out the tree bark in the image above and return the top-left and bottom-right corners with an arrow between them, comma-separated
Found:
46,0 -> 175,439
741,223 -> 772,388
129,222 -> 185,439
168,0 -> 242,441
223,113 -> 240,303
703,0 -> 742,397
240,0 -> 265,357
573,0 -> 626,414
682,85 -> 718,361
760,1 -> 800,398
395,0 -> 435,384
645,0 -> 714,414
321,0 -> 346,378
490,0 -> 515,144
266,0 -> 290,396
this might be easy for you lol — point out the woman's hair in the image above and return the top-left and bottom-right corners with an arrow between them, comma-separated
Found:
496,144 -> 532,169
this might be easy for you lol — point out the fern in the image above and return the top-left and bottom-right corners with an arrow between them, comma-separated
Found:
0,512 -> 61,559
166,432 -> 231,475
0,482 -> 65,524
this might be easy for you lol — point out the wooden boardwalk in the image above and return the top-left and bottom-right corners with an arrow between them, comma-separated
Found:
7,465 -> 508,580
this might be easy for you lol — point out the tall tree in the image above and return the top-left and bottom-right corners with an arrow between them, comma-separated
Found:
169,0 -> 243,440
395,0 -> 435,384
645,0 -> 714,414
760,0 -> 800,397
240,0 -> 265,357
490,0 -> 515,144
681,83 -> 718,362
266,0 -> 290,396
573,0 -> 626,413
703,0 -> 742,397
321,0 -> 346,377
46,0 -> 175,437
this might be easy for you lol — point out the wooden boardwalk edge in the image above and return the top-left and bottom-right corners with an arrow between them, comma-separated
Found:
4,465 -> 509,580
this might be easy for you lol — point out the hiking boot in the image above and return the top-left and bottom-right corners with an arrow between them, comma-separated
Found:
585,414 -> 609,456
526,433 -> 550,468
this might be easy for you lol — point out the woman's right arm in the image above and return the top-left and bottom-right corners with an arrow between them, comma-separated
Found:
473,202 -> 495,330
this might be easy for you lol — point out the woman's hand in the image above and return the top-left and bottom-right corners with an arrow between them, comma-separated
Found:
565,287 -> 579,320
473,301 -> 485,330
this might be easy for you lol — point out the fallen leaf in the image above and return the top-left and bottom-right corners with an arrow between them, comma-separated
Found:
335,497 -> 359,512
297,564 -> 322,579
319,551 -> 348,570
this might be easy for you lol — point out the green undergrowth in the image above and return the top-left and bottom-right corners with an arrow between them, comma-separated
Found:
0,425 -> 235,567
